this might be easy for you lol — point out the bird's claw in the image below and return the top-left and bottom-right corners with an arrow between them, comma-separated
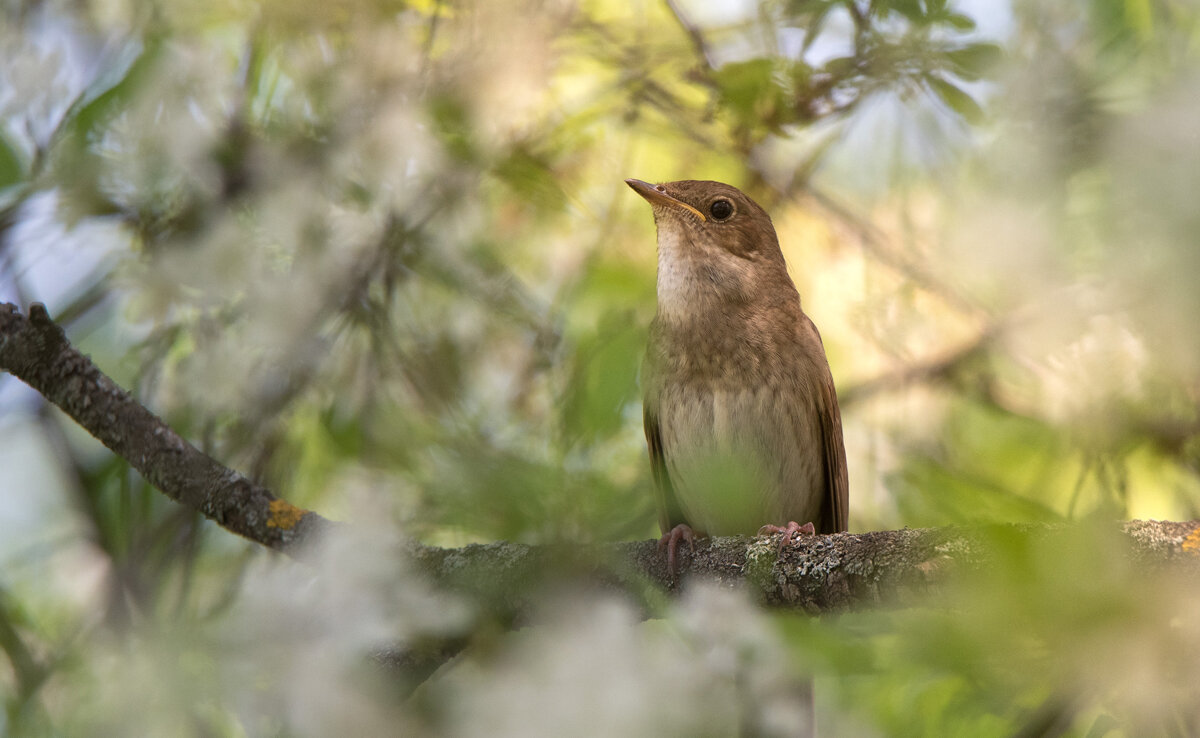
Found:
758,521 -> 816,552
658,523 -> 698,577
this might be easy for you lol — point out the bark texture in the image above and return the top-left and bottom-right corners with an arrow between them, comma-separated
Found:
404,520 -> 1200,615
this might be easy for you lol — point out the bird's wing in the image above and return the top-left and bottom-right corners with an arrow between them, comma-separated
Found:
644,400 -> 688,534
818,369 -> 849,533
805,316 -> 849,534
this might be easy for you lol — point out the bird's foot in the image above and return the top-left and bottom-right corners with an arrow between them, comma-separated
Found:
758,521 -> 816,552
657,523 -> 700,577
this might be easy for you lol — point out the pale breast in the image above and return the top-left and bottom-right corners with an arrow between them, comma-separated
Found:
658,382 -> 825,535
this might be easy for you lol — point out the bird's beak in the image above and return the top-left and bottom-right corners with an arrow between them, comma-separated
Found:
625,179 -> 706,222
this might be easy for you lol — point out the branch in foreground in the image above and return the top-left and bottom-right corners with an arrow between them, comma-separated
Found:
0,302 -> 334,555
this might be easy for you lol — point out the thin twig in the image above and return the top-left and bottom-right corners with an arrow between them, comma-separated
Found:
838,325 -> 997,406
664,0 -> 717,72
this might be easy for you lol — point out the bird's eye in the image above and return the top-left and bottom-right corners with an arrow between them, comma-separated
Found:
709,199 -> 734,221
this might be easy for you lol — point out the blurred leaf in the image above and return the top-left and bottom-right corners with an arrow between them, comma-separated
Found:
569,257 -> 655,322
1123,0 -> 1155,37
822,54 -> 860,78
407,332 -> 467,408
428,93 -> 478,162
561,311 -> 645,442
942,12 -> 977,31
1093,0 -> 1155,44
888,0 -> 929,24
494,146 -> 568,214
49,40 -> 162,225
430,441 -> 565,542
796,0 -> 838,54
891,400 -> 1072,526
892,457 -> 1062,525
713,58 -> 795,134
944,42 -> 1004,81
0,132 -> 25,192
1084,714 -> 1121,737
925,74 -> 986,124
319,405 -> 366,458
57,40 -> 159,150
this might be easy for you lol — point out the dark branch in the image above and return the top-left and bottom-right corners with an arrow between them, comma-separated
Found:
0,302 -> 335,556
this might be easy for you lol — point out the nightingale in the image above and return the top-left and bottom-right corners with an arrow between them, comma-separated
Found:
626,178 -> 849,575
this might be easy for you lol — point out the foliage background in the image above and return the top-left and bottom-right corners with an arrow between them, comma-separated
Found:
2,0 -> 1199,735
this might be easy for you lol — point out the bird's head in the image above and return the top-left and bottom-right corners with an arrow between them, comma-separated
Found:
626,178 -> 795,321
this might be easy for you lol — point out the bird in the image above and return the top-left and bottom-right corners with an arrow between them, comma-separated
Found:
626,178 -> 849,576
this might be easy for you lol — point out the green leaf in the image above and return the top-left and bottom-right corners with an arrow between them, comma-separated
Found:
822,55 -> 860,78
799,1 -> 838,54
713,58 -> 797,134
944,42 -> 1004,81
925,74 -> 986,124
888,0 -> 927,24
1123,0 -> 1155,40
942,11 -> 976,31
428,93 -> 478,162
561,313 -> 644,442
891,456 -> 1063,526
55,39 -> 160,151
0,133 -> 25,191
714,58 -> 777,108
494,147 -> 568,213
1083,714 -> 1121,738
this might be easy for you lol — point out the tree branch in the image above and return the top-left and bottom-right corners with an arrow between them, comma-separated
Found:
0,302 -> 335,556
403,520 -> 1200,616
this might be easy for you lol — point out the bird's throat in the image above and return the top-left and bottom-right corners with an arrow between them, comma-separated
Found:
654,227 -> 723,325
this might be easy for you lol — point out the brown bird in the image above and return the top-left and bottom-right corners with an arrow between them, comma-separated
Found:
627,178 -> 849,575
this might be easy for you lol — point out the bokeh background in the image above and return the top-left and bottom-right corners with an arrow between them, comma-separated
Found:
2,0 -> 1199,735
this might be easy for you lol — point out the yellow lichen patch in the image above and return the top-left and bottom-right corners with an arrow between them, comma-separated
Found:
1183,527 -> 1200,554
267,498 -> 308,530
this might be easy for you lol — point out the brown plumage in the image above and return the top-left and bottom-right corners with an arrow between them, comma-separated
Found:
627,178 -> 849,573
